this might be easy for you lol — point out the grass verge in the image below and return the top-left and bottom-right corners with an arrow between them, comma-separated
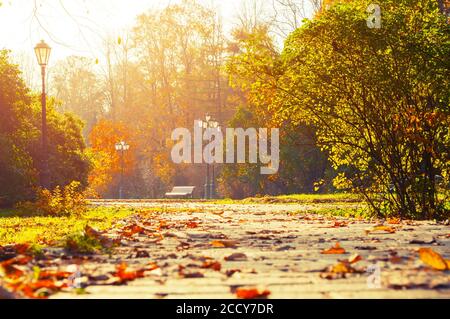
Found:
214,193 -> 361,205
0,207 -> 135,247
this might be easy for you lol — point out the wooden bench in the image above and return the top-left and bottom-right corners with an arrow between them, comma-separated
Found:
165,186 -> 195,199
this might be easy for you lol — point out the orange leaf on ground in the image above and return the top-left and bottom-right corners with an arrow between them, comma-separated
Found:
114,263 -> 145,283
202,261 -> 222,271
210,240 -> 238,248
366,226 -> 396,234
186,221 -> 199,228
418,248 -> 448,271
236,287 -> 270,299
321,242 -> 346,254
320,260 -> 364,280
120,224 -> 145,237
0,255 -> 32,267
347,254 -> 363,264
39,271 -> 73,280
12,244 -> 30,254
329,221 -> 348,228
387,218 -> 401,225
158,220 -> 170,230
20,279 -> 62,299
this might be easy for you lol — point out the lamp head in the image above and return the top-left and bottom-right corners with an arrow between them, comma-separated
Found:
34,40 -> 52,66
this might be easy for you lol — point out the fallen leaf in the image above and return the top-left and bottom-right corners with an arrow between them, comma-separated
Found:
186,221 -> 199,228
355,246 -> 377,251
390,255 -> 403,264
320,261 -> 363,279
114,263 -> 145,283
225,269 -> 241,277
12,244 -> 30,254
365,225 -> 396,234
409,236 -> 436,244
330,262 -> 354,273
329,221 -> 348,228
0,255 -> 32,268
157,220 -> 170,230
177,241 -> 191,251
321,242 -> 346,254
85,225 -> 104,238
135,250 -> 150,258
182,271 -> 204,278
347,254 -> 362,264
177,265 -> 205,278
418,248 -> 448,271
276,245 -> 295,251
210,240 -> 238,248
85,225 -> 119,248
20,279 -> 63,299
235,287 -> 270,299
224,253 -> 248,262
39,270 -> 73,280
387,217 -> 401,224
202,261 -> 221,271
119,224 -> 145,237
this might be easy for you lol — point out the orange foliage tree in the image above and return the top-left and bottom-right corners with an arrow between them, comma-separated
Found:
88,119 -> 137,196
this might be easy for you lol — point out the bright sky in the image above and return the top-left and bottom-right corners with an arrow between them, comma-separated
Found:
0,0 -> 246,62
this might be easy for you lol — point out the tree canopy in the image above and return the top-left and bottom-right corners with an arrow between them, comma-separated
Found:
276,0 -> 450,218
0,50 -> 90,206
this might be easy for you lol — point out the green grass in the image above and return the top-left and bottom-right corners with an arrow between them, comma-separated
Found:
0,207 -> 135,246
296,207 -> 372,219
213,193 -> 361,205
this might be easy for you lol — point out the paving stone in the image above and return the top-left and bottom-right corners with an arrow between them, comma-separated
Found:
51,201 -> 450,299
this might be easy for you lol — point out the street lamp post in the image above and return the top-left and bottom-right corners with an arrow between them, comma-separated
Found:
199,115 -> 219,199
115,141 -> 130,199
34,40 -> 52,189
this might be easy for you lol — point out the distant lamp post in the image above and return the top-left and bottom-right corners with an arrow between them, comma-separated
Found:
198,115 -> 220,199
115,141 -> 130,199
34,40 -> 52,189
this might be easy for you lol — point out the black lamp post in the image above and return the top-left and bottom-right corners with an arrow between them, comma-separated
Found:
34,40 -> 52,189
115,141 -> 130,199
199,115 -> 219,199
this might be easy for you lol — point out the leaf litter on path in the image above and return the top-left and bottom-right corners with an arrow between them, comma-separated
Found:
321,242 -> 346,254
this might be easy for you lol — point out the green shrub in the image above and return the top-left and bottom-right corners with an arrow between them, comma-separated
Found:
17,181 -> 87,216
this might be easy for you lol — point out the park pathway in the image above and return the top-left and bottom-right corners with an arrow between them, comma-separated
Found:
51,201 -> 449,299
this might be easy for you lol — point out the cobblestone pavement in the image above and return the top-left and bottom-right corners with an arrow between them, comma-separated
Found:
52,201 -> 450,299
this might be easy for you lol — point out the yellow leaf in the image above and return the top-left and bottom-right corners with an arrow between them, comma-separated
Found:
418,248 -> 448,271
330,262 -> 353,273
365,226 -> 396,234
